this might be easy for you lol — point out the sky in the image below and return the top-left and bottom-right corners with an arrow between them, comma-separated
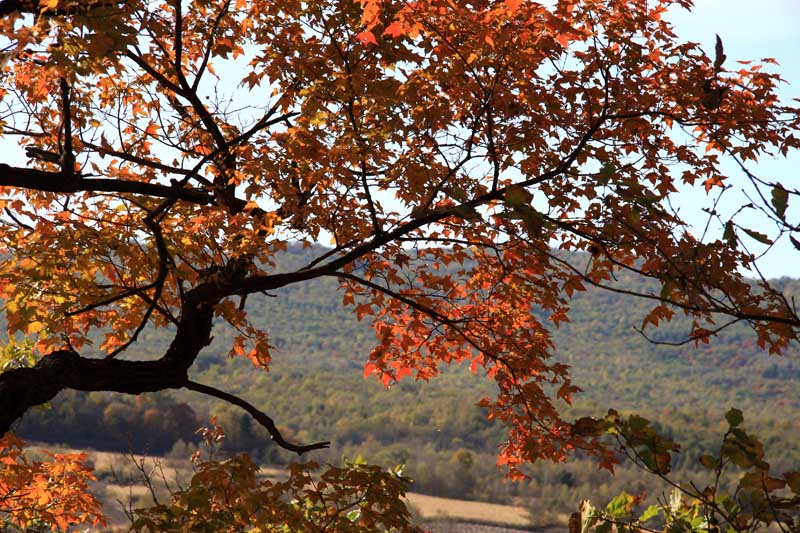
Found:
0,1 -> 798,277
667,1 -> 800,279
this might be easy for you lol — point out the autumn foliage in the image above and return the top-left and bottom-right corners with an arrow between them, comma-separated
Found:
0,434 -> 104,530
131,456 -> 421,532
0,0 -> 798,527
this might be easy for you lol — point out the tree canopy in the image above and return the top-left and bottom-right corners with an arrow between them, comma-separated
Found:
0,0 -> 798,527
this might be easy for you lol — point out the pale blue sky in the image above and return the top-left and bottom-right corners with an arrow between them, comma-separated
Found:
668,1 -> 799,279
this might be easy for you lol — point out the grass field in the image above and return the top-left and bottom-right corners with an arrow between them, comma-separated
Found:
406,492 -> 532,526
29,444 -> 565,532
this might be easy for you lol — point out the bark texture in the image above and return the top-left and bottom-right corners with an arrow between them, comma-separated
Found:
0,285 -> 217,435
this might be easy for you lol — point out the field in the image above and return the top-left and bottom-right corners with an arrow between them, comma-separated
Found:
31,445 -> 556,532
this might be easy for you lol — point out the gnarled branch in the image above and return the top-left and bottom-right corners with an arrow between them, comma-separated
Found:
0,163 -> 214,204
184,380 -> 330,455
0,283 -> 217,435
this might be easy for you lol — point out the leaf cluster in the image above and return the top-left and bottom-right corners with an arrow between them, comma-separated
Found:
579,410 -> 800,533
0,434 -> 105,531
131,455 -> 421,532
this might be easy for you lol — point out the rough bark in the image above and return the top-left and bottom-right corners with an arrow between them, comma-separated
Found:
0,164 -> 214,205
0,284 -> 217,435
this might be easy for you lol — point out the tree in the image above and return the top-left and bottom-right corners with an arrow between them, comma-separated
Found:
0,433 -> 105,531
0,0 -> 798,526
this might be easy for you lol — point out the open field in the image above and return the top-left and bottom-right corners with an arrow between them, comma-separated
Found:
30,444 -> 563,532
407,493 -> 532,527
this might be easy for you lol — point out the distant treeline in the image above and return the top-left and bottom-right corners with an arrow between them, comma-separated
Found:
12,245 -> 800,516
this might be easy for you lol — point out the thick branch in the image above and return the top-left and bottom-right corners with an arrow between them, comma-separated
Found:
0,351 -> 190,434
59,78 -> 75,176
184,380 -> 330,455
0,0 -> 123,17
0,163 -> 214,204
0,272 -> 333,457
0,284 -> 217,435
82,140 -> 209,183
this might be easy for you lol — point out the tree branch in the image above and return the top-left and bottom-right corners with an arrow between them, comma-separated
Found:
0,283 -> 218,435
105,212 -> 172,358
184,380 -> 330,455
59,78 -> 75,176
82,139 -> 209,184
0,163 -> 214,204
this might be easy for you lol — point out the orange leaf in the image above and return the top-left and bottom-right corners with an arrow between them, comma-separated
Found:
356,31 -> 378,46
555,33 -> 571,47
384,21 -> 404,38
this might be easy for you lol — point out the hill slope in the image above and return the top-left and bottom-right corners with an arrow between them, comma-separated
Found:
14,245 -> 800,516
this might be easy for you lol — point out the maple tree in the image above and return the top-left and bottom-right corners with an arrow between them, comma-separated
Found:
131,457 -> 422,532
0,433 -> 104,530
0,0 -> 798,527
125,419 -> 422,532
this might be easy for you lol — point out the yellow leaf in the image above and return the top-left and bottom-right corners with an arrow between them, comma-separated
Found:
309,112 -> 328,127
27,321 -> 46,334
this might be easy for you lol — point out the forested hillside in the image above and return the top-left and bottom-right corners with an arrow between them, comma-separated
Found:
15,245 -> 800,517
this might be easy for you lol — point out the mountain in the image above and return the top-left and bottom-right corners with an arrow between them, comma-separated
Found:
13,245 -> 800,514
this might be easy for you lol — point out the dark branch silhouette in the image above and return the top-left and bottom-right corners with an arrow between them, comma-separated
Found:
184,380 -> 330,455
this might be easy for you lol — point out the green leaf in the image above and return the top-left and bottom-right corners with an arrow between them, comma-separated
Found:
771,184 -> 788,220
598,163 -> 615,185
596,520 -> 613,533
638,505 -> 660,523
504,184 -> 533,207
725,408 -> 744,427
660,282 -> 672,301
452,205 -> 481,221
628,415 -> 650,431
698,454 -> 719,469
741,228 -> 773,245
520,209 -> 544,240
606,492 -> 635,519
444,186 -> 468,202
723,221 -> 736,247
690,515 -> 706,531
0,338 -> 36,371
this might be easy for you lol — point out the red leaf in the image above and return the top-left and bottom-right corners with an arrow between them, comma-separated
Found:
384,21 -> 404,38
356,31 -> 378,46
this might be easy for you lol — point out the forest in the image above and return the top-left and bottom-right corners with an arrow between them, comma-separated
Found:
14,245 -> 800,519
